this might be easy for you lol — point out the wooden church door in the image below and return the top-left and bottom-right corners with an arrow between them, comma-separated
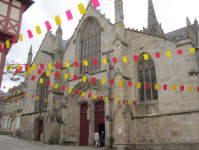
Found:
80,103 -> 89,146
95,101 -> 105,134
37,121 -> 43,141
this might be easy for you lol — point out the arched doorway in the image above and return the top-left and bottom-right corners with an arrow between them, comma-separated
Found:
37,120 -> 43,141
95,101 -> 105,136
79,103 -> 89,146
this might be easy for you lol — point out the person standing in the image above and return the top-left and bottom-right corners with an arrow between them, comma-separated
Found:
94,131 -> 99,148
99,131 -> 105,147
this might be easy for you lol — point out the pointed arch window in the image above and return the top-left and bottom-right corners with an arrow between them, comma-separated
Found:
36,74 -> 49,110
79,18 -> 101,74
137,55 -> 158,101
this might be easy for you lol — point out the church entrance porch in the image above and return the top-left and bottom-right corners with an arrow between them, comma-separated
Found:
95,101 -> 105,136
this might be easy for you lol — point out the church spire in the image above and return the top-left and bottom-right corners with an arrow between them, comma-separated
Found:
143,0 -> 164,36
27,45 -> 32,68
115,0 -> 124,24
54,25 -> 62,53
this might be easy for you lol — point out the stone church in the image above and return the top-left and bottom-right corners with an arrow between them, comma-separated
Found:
19,0 -> 199,149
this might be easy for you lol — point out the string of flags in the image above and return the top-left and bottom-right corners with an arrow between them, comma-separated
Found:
0,0 -> 101,50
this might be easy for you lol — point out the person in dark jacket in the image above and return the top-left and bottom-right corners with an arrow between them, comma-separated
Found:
99,131 -> 105,147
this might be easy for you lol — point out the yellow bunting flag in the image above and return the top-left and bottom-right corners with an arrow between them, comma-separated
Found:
82,76 -> 87,82
119,81 -> 123,86
45,99 -> 47,102
68,88 -> 73,93
54,84 -> 58,89
24,72 -> 27,76
83,61 -> 89,66
39,78 -> 43,84
27,94 -> 30,97
48,63 -> 52,69
28,68 -> 32,74
8,88 -> 11,90
18,91 -> 21,94
101,79 -> 106,84
105,97 -> 108,101
94,95 -> 97,99
116,99 -> 120,103
137,82 -> 141,88
19,34 -> 23,42
35,25 -> 42,35
144,54 -> 149,60
78,3 -> 87,15
12,99 -> 14,101
82,92 -> 85,97
19,99 -> 21,102
190,48 -> 195,53
6,65 -> 10,71
6,40 -> 10,48
55,15 -> 62,25
189,86 -> 193,92
123,56 -> 127,63
17,64 -> 21,70
36,97 -> 39,100
5,97 -> 7,100
32,64 -> 36,70
166,51 -> 171,57
64,73 -> 69,79
128,100 -> 130,104
155,84 -> 159,90
65,62 -> 70,68
10,64 -> 14,69
102,59 -> 107,64
172,85 -> 176,91
46,70 -> 50,76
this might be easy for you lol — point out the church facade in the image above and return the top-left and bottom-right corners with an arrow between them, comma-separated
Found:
19,0 -> 199,149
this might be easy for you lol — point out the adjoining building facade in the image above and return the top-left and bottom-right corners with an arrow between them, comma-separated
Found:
0,83 -> 25,136
0,90 -> 5,128
16,0 -> 199,150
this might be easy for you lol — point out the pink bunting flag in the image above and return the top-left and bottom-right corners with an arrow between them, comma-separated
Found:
3,86 -> 6,89
27,30 -> 33,39
40,63 -> 44,69
74,61 -> 79,67
12,37 -> 16,45
56,63 -> 61,69
45,21 -> 52,30
177,49 -> 182,54
91,0 -> 100,8
62,86 -> 66,91
66,10 -> 73,21
75,90 -> 79,95
100,96 -> 103,100
133,55 -> 138,62
0,43 -> 3,51
155,52 -> 160,58
25,64 -> 28,70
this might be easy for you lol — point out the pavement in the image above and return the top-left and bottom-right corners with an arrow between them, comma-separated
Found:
0,135 -> 104,150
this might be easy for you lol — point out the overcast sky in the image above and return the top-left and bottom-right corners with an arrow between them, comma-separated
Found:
1,0 -> 199,93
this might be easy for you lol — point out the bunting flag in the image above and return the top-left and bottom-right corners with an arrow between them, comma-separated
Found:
19,34 -> 23,42
177,49 -> 182,54
45,21 -> 52,30
166,51 -> 171,57
66,10 -> 73,21
23,92 -> 25,95
56,63 -> 61,69
128,81 -> 132,87
172,85 -> 176,91
133,55 -> 138,62
144,54 -> 149,60
38,69 -> 41,74
35,25 -> 42,35
74,61 -> 79,67
137,82 -> 141,88
100,96 -> 103,100
116,99 -> 120,103
6,40 -> 10,48
32,95 -> 34,98
83,60 -> 89,66
110,98 -> 114,102
94,95 -> 97,99
110,79 -> 114,85
64,73 -> 69,79
62,86 -> 66,91
155,84 -> 159,90
82,76 -> 87,82
24,72 -> 27,76
18,91 -> 20,94
112,57 -> 117,63
40,98 -> 43,101
122,99 -> 125,104
189,86 -> 193,92
55,15 -> 62,25
102,59 -> 107,64
54,84 -> 58,89
8,88 -> 11,90
25,64 -> 28,70
78,3 -> 87,15
92,77 -> 96,83
146,83 -> 150,89
155,52 -> 160,58
73,75 -> 77,80
32,64 -> 36,70
40,63 -> 44,69
91,0 -> 100,8
31,75 -> 35,81
101,78 -> 106,84
163,84 -> 167,90
27,94 -> 30,97
47,81 -> 51,86
190,48 -> 195,53
123,56 -> 127,63
45,99 -> 47,102
133,101 -> 136,105
75,90 -> 79,95
197,86 -> 199,92
93,60 -> 98,65
119,81 -> 123,86
68,88 -> 73,93
82,92 -> 85,97
88,93 -> 91,98
65,62 -> 70,68
180,85 -> 184,91
10,64 -> 14,69
0,43 -> 3,51
12,37 -> 15,45
46,71 -> 50,76
39,78 -> 43,84
3,86 -> 6,89
128,100 -> 130,104
27,30 -> 33,38
55,72 -> 59,78
105,97 -> 108,101
48,63 -> 52,69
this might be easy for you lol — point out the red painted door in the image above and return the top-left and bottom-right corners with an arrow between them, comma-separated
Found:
95,101 -> 105,133
37,121 -> 43,141
80,103 -> 89,146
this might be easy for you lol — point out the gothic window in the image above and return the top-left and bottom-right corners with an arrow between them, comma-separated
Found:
36,73 -> 49,110
137,55 -> 158,101
79,18 -> 101,74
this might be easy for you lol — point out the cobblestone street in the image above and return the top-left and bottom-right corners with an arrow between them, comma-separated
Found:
0,135 -> 104,150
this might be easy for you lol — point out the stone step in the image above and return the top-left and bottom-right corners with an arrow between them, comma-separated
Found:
0,131 -> 13,135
